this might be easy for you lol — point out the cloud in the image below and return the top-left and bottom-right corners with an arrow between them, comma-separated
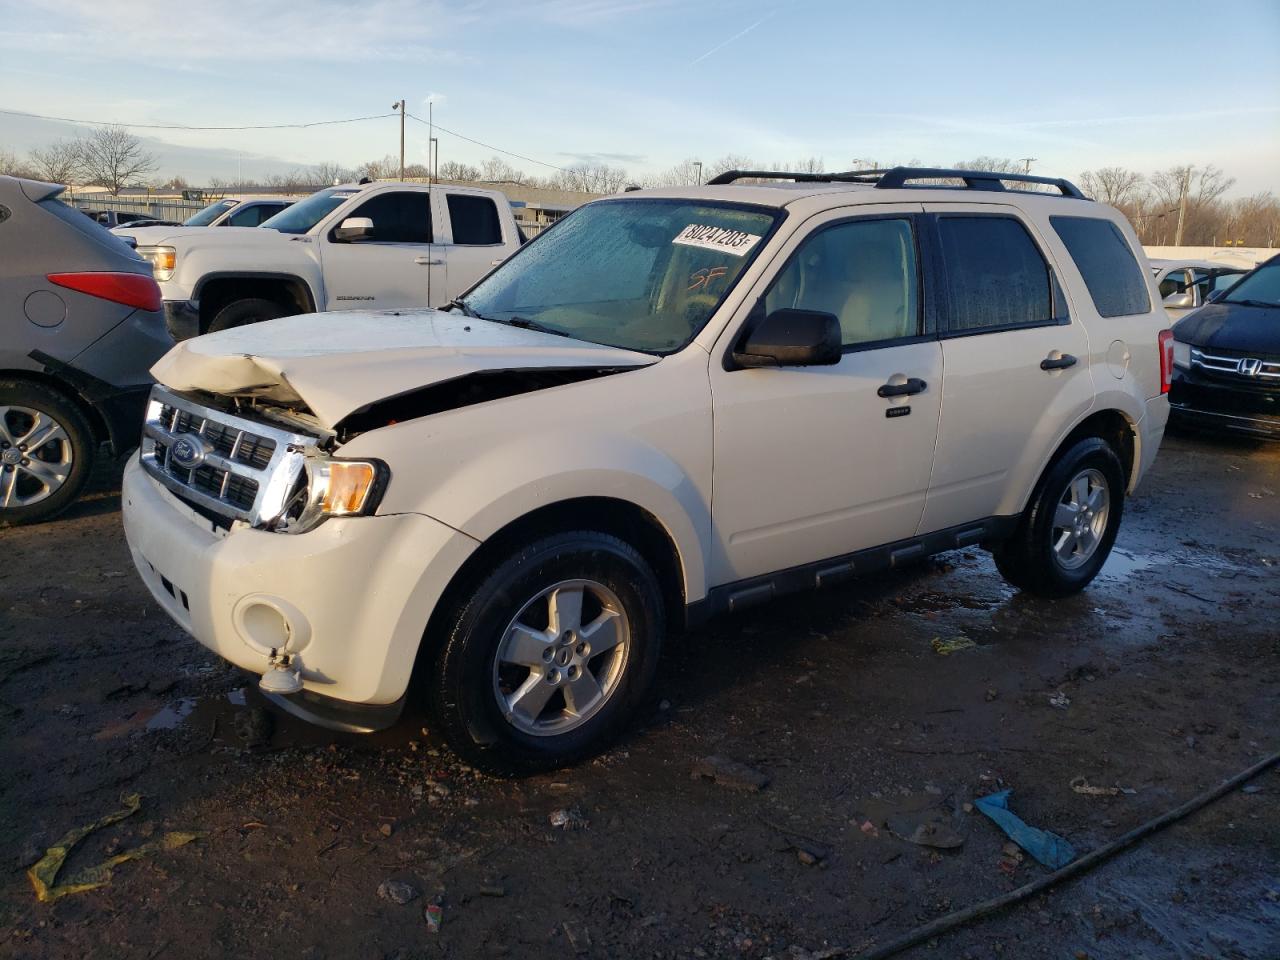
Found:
557,150 -> 647,164
423,92 -> 447,107
3,0 -> 476,65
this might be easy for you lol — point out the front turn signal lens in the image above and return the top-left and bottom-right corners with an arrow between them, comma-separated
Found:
281,456 -> 388,533
322,460 -> 378,515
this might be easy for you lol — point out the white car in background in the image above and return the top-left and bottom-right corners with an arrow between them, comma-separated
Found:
117,196 -> 296,233
1150,258 -> 1247,322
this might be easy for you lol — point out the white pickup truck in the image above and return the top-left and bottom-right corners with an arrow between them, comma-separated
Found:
130,181 -> 524,340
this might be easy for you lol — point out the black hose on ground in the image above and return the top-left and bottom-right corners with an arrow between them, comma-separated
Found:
853,748 -> 1280,960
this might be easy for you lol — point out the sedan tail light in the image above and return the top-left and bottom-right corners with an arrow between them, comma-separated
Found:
1158,329 -> 1174,394
47,272 -> 162,312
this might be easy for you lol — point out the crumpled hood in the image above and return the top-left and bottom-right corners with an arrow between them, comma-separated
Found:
151,309 -> 657,430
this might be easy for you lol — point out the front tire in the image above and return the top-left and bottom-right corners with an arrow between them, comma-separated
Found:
429,531 -> 665,775
0,380 -> 96,526
993,437 -> 1125,597
206,297 -> 286,333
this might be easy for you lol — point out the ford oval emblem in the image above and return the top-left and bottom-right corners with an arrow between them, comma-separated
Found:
169,434 -> 207,470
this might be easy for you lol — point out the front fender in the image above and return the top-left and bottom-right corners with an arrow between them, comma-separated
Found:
166,237 -> 323,303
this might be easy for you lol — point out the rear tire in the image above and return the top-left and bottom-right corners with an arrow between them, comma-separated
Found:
206,297 -> 286,333
992,437 -> 1125,597
0,380 -> 96,526
429,531 -> 665,776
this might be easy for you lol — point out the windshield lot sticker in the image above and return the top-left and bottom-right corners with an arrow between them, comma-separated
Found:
673,224 -> 762,257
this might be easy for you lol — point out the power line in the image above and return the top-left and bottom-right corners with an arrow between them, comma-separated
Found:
0,106 -> 396,131
405,111 -> 571,173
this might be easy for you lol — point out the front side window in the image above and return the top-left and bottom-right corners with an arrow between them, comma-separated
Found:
938,216 -> 1052,332
226,203 -> 277,227
765,218 -> 919,347
1051,216 -> 1151,317
447,194 -> 503,245
333,192 -> 432,244
462,199 -> 780,354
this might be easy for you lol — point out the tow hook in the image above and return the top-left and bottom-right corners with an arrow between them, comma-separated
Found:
259,649 -> 304,695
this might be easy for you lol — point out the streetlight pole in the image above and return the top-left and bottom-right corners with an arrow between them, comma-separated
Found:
392,99 -> 406,180
692,160 -> 702,185
1018,157 -> 1037,174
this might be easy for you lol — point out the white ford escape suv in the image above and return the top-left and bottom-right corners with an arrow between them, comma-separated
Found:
121,167 -> 1172,773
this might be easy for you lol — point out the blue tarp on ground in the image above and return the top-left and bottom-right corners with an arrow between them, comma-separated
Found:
975,789 -> 1076,870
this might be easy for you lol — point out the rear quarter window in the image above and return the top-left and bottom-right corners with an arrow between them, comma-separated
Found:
447,194 -> 503,245
37,198 -> 142,259
1050,216 -> 1151,318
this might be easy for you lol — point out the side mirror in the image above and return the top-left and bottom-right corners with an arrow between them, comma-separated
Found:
1162,290 -> 1195,309
732,308 -> 842,368
334,216 -> 374,242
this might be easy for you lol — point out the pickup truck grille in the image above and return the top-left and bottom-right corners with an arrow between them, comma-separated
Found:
140,386 -> 318,526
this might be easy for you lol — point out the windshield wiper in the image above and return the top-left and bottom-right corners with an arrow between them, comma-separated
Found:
500,316 -> 572,338
447,297 -> 478,318
1223,298 -> 1279,309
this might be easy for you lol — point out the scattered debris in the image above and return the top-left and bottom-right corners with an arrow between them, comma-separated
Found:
931,636 -> 977,656
378,822 -> 394,838
886,812 -> 965,850
1048,691 -> 1071,710
974,789 -> 1075,870
691,755 -> 771,792
27,793 -> 201,903
859,819 -> 881,839
549,807 -> 589,830
1070,776 -> 1136,797
424,902 -> 443,933
378,880 -> 419,905
998,841 -> 1025,875
985,688 -> 999,702
563,920 -> 592,953
478,882 -> 507,897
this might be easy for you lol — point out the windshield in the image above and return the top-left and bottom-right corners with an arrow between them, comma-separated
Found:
462,199 -> 781,354
1221,261 -> 1280,307
184,199 -> 237,226
260,187 -> 357,234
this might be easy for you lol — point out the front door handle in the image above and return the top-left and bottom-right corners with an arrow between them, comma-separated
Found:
877,377 -> 928,398
414,256 -> 443,266
1040,352 -> 1078,371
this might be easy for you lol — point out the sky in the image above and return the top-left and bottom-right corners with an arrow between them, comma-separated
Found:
1,0 -> 1278,194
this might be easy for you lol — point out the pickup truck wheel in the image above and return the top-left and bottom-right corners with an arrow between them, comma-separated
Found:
993,437 -> 1124,597
430,531 -> 665,775
207,297 -> 286,333
0,381 -> 95,526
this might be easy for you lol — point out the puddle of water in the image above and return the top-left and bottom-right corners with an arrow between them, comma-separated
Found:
146,697 -> 197,731
1100,549 -> 1156,580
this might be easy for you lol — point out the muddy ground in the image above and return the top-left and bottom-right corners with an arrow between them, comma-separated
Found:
1,429 -> 1278,960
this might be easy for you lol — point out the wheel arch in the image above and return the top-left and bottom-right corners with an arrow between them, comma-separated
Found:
194,272 -> 318,334
411,496 -> 691,694
1015,407 -> 1139,516
0,368 -> 110,448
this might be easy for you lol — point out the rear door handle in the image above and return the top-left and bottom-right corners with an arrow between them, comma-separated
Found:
414,256 -> 443,266
1040,353 -> 1078,371
877,377 -> 927,398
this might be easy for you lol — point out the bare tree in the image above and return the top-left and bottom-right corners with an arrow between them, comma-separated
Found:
264,168 -> 310,193
953,156 -> 1025,173
480,156 -> 527,184
1079,167 -> 1146,206
358,155 -> 399,180
643,158 -> 705,187
313,161 -> 352,186
551,162 -> 629,194
0,149 -> 37,178
75,125 -> 157,193
27,141 -> 82,185
437,160 -> 482,181
706,154 -> 753,178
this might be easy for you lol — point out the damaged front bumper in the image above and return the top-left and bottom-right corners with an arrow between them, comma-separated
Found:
120,455 -> 480,729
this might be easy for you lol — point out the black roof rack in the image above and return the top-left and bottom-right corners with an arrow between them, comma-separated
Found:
706,166 -> 1088,200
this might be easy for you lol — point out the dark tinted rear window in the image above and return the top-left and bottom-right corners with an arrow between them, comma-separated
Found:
38,198 -> 140,258
1050,216 -> 1151,317
937,216 -> 1052,332
447,194 -> 503,245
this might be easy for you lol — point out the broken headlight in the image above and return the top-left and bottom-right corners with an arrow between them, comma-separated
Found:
278,455 -> 388,534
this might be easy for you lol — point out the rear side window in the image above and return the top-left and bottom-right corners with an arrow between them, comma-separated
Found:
447,194 -> 503,245
937,216 -> 1052,332
37,198 -> 139,256
339,191 -> 432,243
1051,216 -> 1151,317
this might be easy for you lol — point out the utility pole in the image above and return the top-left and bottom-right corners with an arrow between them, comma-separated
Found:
392,99 -> 406,180
1174,167 -> 1191,246
692,160 -> 702,185
1018,157 -> 1037,174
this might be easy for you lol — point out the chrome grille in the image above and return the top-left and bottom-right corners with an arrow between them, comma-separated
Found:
1190,348 -> 1280,381
139,386 -> 317,525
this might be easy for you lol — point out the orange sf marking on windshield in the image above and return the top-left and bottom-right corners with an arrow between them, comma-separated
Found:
688,266 -> 728,292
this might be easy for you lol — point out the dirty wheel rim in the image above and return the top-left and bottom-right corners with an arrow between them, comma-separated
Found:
0,406 -> 74,509
492,579 -> 630,737
1051,467 -> 1110,570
